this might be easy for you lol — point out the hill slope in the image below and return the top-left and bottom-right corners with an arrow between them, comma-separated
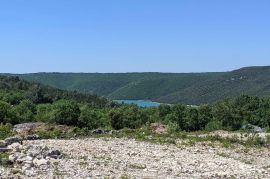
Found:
0,75 -> 109,107
108,73 -> 222,100
158,66 -> 270,104
17,72 -> 224,103
7,66 -> 270,105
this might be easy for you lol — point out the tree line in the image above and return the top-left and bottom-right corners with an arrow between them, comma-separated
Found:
1,90 -> 270,132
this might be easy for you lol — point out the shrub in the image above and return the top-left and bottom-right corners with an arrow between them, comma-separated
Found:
0,123 -> 14,140
0,91 -> 26,105
50,128 -> 62,139
53,100 -> 80,126
167,121 -> 180,133
182,107 -> 200,131
171,104 -> 186,129
0,153 -> 12,167
0,101 -> 11,123
11,100 -> 36,124
245,135 -> 265,147
164,113 -> 178,124
205,120 -> 223,132
109,106 -> 148,130
72,127 -> 90,136
158,104 -> 172,118
110,111 -> 123,130
36,130 -> 51,139
143,107 -> 160,123
36,104 -> 56,123
266,135 -> 270,145
78,106 -> 109,129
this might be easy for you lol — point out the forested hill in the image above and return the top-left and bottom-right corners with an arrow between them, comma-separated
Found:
157,66 -> 270,104
13,72 -> 225,104
0,75 -> 109,107
6,66 -> 270,105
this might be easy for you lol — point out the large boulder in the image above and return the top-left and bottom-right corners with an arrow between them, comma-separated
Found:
45,149 -> 62,159
25,134 -> 41,141
242,124 -> 265,133
13,122 -> 73,139
92,129 -> 112,135
150,123 -> 168,134
7,143 -> 23,152
13,123 -> 45,136
5,136 -> 23,146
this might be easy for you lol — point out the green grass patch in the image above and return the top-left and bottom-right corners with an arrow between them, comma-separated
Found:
0,123 -> 14,140
0,153 -> 12,167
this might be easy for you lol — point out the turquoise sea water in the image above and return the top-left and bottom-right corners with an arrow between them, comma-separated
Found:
114,100 -> 160,107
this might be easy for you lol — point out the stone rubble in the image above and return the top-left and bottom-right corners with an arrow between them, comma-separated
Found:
0,137 -> 270,178
4,136 -> 23,146
0,141 -> 63,178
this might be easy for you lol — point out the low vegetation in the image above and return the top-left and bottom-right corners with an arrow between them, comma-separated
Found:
104,127 -> 270,148
0,152 -> 11,167
0,123 -> 14,140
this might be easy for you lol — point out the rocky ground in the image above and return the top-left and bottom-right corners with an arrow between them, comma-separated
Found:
1,137 -> 270,179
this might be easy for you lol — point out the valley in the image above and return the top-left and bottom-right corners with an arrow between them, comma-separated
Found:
11,66 -> 270,105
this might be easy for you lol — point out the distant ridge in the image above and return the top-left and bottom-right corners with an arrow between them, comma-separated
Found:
4,66 -> 270,105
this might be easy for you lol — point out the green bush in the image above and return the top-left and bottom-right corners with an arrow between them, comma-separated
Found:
0,101 -> 11,123
0,123 -> 14,140
212,100 -> 237,130
0,90 -> 26,105
182,107 -> 199,131
167,121 -> 180,133
53,100 -> 80,126
266,135 -> 270,145
36,130 -> 51,139
0,153 -> 12,167
36,104 -> 56,123
109,109 -> 124,130
245,135 -> 265,147
50,128 -> 62,139
72,127 -> 90,136
10,100 -> 36,124
164,113 -> 178,124
158,104 -> 172,118
142,107 -> 160,123
109,106 -> 148,130
78,106 -> 109,129
205,120 -> 223,132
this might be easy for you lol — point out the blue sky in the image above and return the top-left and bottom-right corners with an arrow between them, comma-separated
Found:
0,0 -> 269,73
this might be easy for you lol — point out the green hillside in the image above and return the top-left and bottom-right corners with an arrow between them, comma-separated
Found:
16,72 -> 224,102
158,66 -> 270,104
18,73 -> 157,96
108,73 -> 222,100
7,66 -> 270,105
0,75 -> 109,107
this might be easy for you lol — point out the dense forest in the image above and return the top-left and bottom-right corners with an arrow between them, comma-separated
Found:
12,72 -> 223,104
7,66 -> 270,105
1,75 -> 270,133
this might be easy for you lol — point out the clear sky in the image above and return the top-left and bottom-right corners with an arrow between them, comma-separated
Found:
0,0 -> 269,73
